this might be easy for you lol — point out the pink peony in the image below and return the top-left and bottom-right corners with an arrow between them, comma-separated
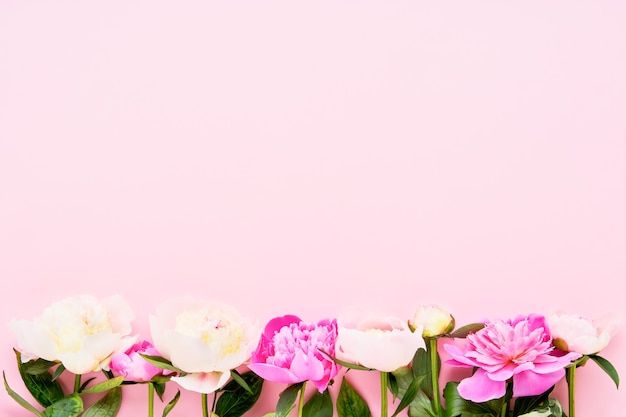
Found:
247,315 -> 339,392
335,309 -> 425,372
547,311 -> 621,355
444,314 -> 581,402
110,340 -> 171,382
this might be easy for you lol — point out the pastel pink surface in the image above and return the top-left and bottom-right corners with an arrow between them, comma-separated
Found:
1,1 -> 624,416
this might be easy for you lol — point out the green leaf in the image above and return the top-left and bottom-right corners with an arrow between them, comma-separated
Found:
140,354 -> 184,373
336,378 -> 371,417
412,347 -> 434,397
391,375 -> 425,417
214,371 -> 264,417
21,358 -> 58,375
261,414 -> 276,417
408,390 -> 436,417
448,323 -> 485,339
276,382 -> 304,417
588,354 -> 620,388
153,381 -> 166,401
302,389 -> 333,417
388,372 -> 399,399
81,387 -> 122,417
15,350 -> 65,407
80,376 -> 125,394
4,370 -> 44,416
41,394 -> 83,417
512,387 -> 553,416
51,365 -> 65,382
162,389 -> 180,417
79,377 -> 96,392
229,369 -> 253,395
318,349 -> 373,371
517,398 -> 563,417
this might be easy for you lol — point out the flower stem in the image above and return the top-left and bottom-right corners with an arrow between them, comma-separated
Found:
202,393 -> 209,417
381,371 -> 389,417
428,338 -> 443,417
297,381 -> 307,417
73,374 -> 81,394
148,383 -> 154,417
566,365 -> 576,417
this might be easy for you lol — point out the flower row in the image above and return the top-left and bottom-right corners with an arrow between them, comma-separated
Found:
5,294 -> 621,417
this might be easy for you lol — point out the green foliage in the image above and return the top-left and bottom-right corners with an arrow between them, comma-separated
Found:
215,371 -> 264,417
14,351 -> 65,408
41,394 -> 83,417
336,377 -> 371,417
161,389 -> 180,417
302,389 -> 333,417
588,354 -> 620,388
276,382 -> 304,417
81,387 -> 122,417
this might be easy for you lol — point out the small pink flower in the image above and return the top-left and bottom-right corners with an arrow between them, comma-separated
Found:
110,340 -> 170,382
444,314 -> 581,402
247,315 -> 339,392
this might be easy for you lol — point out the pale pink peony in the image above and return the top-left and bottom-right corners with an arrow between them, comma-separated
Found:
110,340 -> 171,382
149,297 -> 261,394
10,294 -> 136,374
335,309 -> 425,372
247,315 -> 339,392
444,314 -> 581,402
546,311 -> 621,355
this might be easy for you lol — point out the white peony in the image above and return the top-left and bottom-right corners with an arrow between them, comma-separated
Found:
10,294 -> 135,374
149,296 -> 261,393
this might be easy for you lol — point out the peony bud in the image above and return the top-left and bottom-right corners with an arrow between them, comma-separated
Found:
410,305 -> 455,338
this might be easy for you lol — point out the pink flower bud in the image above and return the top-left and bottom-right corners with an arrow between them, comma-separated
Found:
110,340 -> 170,382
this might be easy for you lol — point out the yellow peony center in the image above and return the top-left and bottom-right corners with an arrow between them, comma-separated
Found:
175,308 -> 246,359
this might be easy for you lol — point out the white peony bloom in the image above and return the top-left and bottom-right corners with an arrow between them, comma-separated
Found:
149,296 -> 261,393
10,294 -> 135,374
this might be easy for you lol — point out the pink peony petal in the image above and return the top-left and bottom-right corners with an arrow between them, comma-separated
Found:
247,362 -> 299,384
263,315 -> 301,339
458,369 -> 506,402
513,369 -> 565,397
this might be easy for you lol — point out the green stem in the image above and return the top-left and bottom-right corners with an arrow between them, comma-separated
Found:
202,393 -> 209,417
297,381 -> 307,417
148,383 -> 154,417
566,365 -> 576,417
429,338 -> 443,417
73,374 -> 81,394
381,372 -> 389,417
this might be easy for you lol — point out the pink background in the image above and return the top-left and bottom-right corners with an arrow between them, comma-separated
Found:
1,1 -> 624,416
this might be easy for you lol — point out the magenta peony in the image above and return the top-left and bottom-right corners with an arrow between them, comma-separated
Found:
444,314 -> 581,402
247,315 -> 339,392
110,340 -> 170,382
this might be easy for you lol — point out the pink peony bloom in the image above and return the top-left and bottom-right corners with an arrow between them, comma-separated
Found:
444,314 -> 581,403
547,311 -> 621,355
335,309 -> 425,372
247,315 -> 339,392
110,340 -> 171,382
